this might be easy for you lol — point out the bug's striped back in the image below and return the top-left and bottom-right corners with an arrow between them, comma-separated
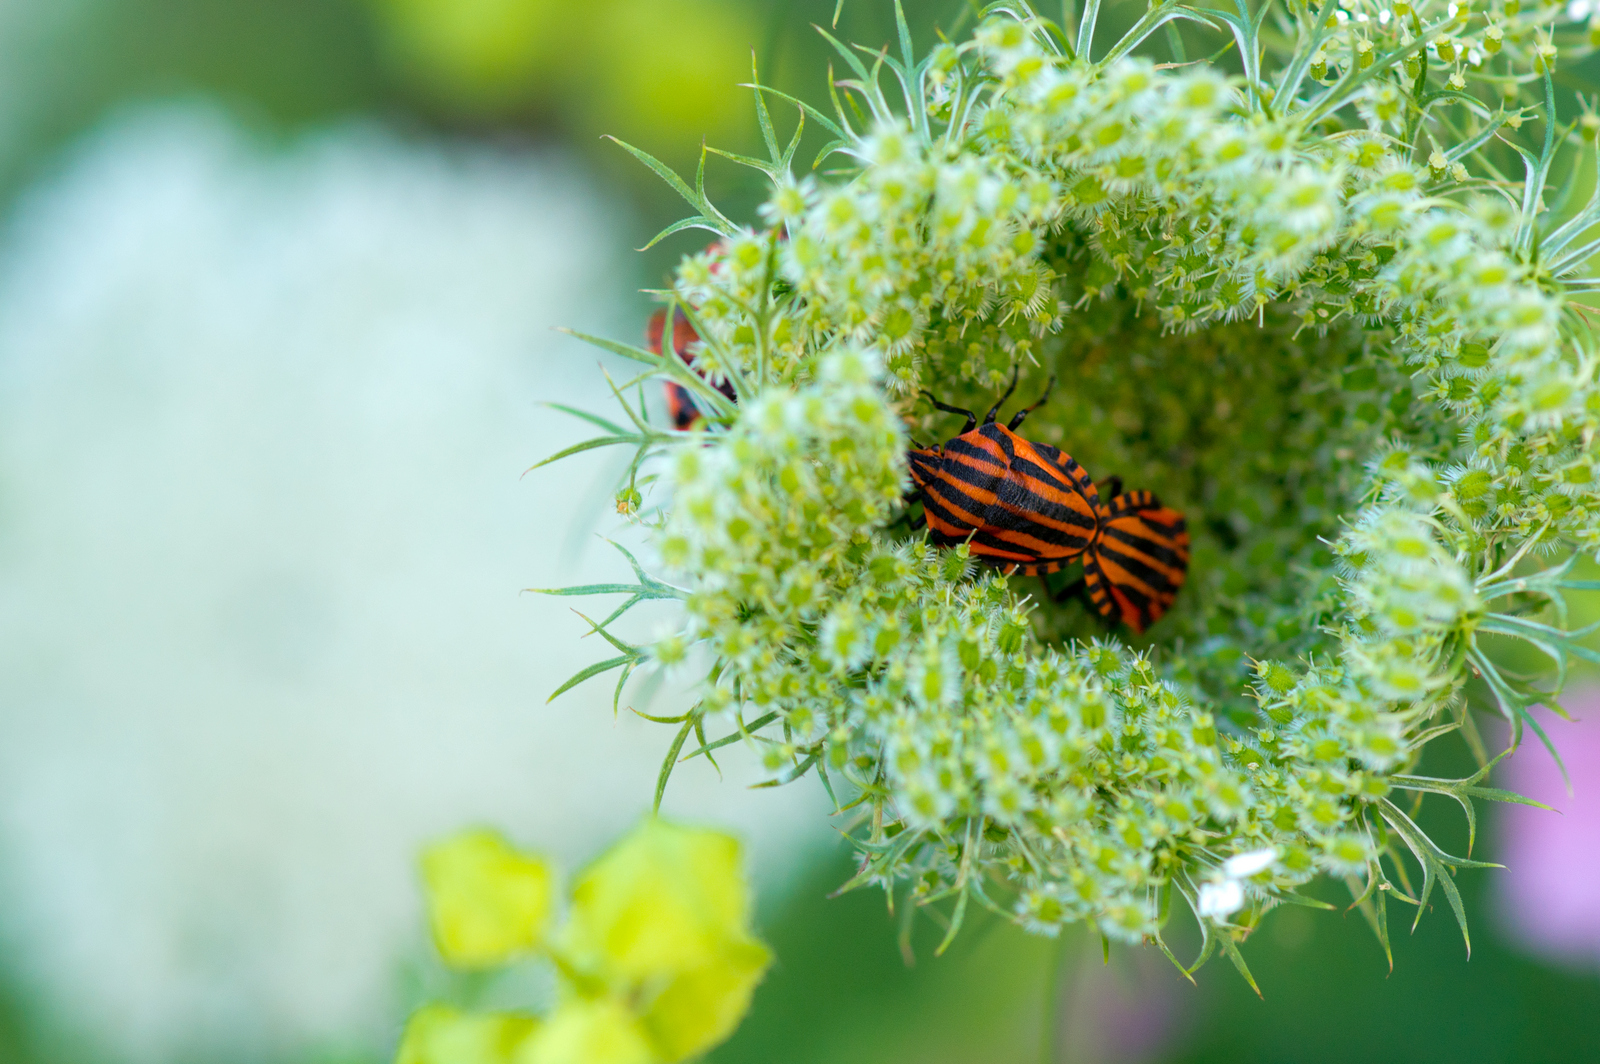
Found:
662,382 -> 701,431
648,309 -> 700,364
648,310 -> 704,430
647,310 -> 736,431
909,423 -> 1101,576
1083,490 -> 1190,633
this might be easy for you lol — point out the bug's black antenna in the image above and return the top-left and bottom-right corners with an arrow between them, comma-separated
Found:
984,365 -> 1021,424
921,390 -> 978,435
1007,375 -> 1056,431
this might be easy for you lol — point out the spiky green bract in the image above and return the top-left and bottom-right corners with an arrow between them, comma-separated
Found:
551,2 -> 1600,968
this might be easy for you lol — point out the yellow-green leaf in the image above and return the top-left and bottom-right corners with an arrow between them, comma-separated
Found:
374,0 -> 565,106
396,1004 -> 538,1064
423,828 -> 554,969
515,998 -> 655,1064
564,818 -> 753,981
639,936 -> 771,1062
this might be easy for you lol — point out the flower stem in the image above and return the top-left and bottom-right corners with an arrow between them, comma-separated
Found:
1040,930 -> 1073,1064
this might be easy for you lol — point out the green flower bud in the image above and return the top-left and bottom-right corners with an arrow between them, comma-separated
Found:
1258,660 -> 1298,694
1454,469 -> 1493,500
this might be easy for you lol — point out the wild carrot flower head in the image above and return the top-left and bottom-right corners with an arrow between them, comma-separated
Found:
545,1 -> 1600,976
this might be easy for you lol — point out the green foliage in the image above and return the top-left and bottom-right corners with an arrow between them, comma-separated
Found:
399,819 -> 769,1064
546,0 -> 1600,975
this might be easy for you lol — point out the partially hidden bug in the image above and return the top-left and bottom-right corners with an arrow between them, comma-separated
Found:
1078,482 -> 1190,634
905,372 -> 1102,576
646,308 -> 734,431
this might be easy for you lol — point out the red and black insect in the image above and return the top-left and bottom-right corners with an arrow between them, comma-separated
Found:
905,371 -> 1190,632
646,308 -> 735,431
905,372 -> 1102,576
1078,483 -> 1189,634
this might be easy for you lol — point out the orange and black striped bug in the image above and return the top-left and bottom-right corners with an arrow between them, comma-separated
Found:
646,308 -> 735,431
904,370 -> 1102,576
1077,482 -> 1190,634
903,370 -> 1191,633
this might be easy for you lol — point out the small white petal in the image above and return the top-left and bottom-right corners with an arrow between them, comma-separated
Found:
1198,879 -> 1245,919
1223,847 -> 1279,878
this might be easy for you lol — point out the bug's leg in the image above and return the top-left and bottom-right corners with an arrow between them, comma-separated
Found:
1049,576 -> 1087,605
1043,565 -> 1112,623
1007,374 -> 1057,431
1084,567 -> 1123,630
1062,577 -> 1116,630
920,391 -> 977,434
1095,475 -> 1123,501
983,365 -> 1022,424
890,487 -> 929,532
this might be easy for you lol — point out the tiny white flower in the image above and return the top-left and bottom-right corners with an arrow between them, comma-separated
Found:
1198,879 -> 1245,919
1223,847 -> 1279,878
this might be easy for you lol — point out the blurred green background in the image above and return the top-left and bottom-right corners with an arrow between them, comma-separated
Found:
0,3 -> 1596,1064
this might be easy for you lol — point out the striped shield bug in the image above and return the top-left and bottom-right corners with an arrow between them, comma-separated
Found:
1079,484 -> 1190,634
646,307 -> 735,431
904,370 -> 1191,632
905,370 -> 1103,576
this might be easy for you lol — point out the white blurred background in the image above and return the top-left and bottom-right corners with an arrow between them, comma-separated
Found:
0,105 -> 826,1064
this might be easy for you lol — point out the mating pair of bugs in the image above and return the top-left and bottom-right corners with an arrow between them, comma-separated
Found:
647,311 -> 1191,633
904,372 -> 1189,634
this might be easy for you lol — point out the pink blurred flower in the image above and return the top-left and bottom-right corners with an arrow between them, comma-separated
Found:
1495,694 -> 1600,968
